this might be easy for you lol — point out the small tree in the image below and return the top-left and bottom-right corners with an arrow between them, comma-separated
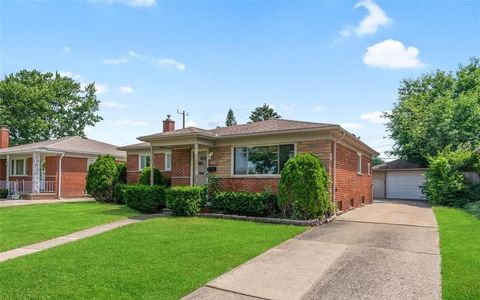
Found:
249,103 -> 281,122
372,156 -> 384,166
139,167 -> 170,187
117,162 -> 127,184
225,108 -> 237,126
278,153 -> 329,220
86,155 -> 119,202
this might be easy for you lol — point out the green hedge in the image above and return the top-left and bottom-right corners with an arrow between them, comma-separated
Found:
166,186 -> 206,216
139,167 -> 171,187
0,188 -> 8,199
124,185 -> 166,213
212,191 -> 276,217
113,184 -> 129,204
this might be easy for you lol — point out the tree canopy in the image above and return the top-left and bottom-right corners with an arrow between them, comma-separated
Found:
386,58 -> 480,165
0,69 -> 103,146
225,108 -> 237,126
249,103 -> 281,122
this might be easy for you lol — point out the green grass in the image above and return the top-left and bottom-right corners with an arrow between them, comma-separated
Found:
0,217 -> 305,299
434,207 -> 480,300
0,202 -> 138,251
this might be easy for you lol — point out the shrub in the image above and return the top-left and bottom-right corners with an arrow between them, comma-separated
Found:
139,167 -> 170,187
278,153 -> 330,220
166,186 -> 206,216
86,155 -> 119,202
464,201 -> 480,218
113,184 -> 129,204
212,191 -> 276,217
117,162 -> 127,184
0,188 -> 8,198
124,185 -> 166,213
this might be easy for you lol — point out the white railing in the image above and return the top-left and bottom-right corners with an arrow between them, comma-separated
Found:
1,180 -> 56,195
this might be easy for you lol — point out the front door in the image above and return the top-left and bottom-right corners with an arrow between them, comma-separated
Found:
196,151 -> 208,185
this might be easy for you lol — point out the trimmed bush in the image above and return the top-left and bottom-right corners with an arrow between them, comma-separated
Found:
278,153 -> 330,220
465,201 -> 480,218
0,188 -> 8,199
139,167 -> 171,187
124,185 -> 166,213
86,155 -> 119,202
117,162 -> 127,184
166,186 -> 206,216
212,191 -> 277,217
113,184 -> 129,204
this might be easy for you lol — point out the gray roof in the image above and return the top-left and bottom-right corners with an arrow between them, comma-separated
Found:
0,136 -> 126,158
373,159 -> 426,170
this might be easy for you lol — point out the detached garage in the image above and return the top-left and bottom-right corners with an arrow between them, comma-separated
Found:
373,159 -> 427,200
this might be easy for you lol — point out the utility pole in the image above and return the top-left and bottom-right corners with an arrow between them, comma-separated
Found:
177,109 -> 189,128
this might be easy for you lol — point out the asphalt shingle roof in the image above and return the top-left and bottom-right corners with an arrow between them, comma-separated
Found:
373,159 -> 426,170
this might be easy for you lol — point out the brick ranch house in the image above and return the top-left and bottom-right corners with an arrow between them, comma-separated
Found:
0,126 -> 126,199
120,117 -> 379,212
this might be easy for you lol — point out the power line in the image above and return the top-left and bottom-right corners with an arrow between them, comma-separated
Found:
176,109 -> 189,129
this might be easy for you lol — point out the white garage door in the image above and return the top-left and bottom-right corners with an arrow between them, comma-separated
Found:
386,171 -> 426,200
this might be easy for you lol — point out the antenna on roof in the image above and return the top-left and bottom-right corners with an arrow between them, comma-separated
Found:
176,109 -> 189,129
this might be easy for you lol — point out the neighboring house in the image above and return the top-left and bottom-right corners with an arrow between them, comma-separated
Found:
0,126 -> 126,199
119,117 -> 379,212
373,159 -> 427,200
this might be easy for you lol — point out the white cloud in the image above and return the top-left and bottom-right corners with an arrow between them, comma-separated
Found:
95,83 -> 109,94
58,70 -> 82,80
185,120 -> 197,127
63,46 -> 71,53
102,101 -> 125,108
314,105 -> 324,112
341,122 -> 365,130
340,0 -> 391,37
128,50 -> 142,59
363,39 -> 423,69
157,58 -> 186,71
119,85 -> 135,94
103,57 -> 128,65
360,111 -> 386,124
115,120 -> 148,126
89,0 -> 156,8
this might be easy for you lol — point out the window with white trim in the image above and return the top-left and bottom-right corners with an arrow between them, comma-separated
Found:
164,153 -> 172,171
233,144 -> 295,175
139,154 -> 151,170
10,158 -> 27,176
357,153 -> 362,175
367,162 -> 371,175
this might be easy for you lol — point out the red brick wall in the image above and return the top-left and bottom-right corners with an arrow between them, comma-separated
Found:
0,159 -> 5,180
153,153 -> 172,177
218,178 -> 279,193
171,149 -> 190,186
60,157 -> 87,198
334,143 -> 373,211
126,154 -> 140,184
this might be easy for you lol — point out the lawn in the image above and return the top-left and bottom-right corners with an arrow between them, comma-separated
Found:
434,207 -> 480,300
0,202 -> 138,251
0,217 -> 305,299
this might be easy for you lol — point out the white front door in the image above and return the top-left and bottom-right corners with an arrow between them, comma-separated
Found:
196,151 -> 208,185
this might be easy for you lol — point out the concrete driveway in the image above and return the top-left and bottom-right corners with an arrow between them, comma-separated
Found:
184,200 -> 441,300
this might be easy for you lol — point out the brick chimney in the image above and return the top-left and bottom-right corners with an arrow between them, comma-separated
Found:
0,126 -> 9,149
163,115 -> 175,132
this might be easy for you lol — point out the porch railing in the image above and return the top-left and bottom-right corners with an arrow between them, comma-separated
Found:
0,180 -> 56,195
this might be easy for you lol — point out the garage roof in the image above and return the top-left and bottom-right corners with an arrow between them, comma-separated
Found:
373,159 -> 426,171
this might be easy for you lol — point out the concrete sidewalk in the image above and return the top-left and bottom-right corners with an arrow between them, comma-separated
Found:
0,198 -> 95,208
0,212 -> 170,262
184,200 -> 441,300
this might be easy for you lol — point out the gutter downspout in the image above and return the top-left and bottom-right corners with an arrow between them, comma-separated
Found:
333,131 -> 346,216
58,153 -> 64,199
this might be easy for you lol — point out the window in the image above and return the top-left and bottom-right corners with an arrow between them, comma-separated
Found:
10,158 -> 27,176
367,162 -> 371,175
139,155 -> 150,170
233,144 -> 295,175
164,153 -> 172,171
357,153 -> 362,175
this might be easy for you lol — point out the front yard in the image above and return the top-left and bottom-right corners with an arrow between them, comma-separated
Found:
0,202 -> 138,251
0,217 -> 305,299
434,207 -> 480,300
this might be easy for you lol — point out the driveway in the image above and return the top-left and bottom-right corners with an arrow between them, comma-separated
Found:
0,198 -> 94,208
184,200 -> 441,300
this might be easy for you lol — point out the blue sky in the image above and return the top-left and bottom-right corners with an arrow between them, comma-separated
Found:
1,0 -> 479,159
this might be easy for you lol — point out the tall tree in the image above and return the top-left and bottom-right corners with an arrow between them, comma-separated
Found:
225,108 -> 237,126
372,156 -> 385,166
386,57 -> 480,165
249,103 -> 281,122
0,69 -> 103,146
